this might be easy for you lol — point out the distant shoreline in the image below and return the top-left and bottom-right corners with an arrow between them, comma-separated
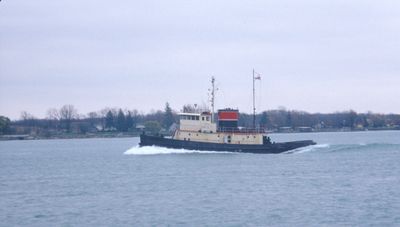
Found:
0,132 -> 141,141
1,129 -> 399,141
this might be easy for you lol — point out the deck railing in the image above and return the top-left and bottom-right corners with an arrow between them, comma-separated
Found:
217,127 -> 266,134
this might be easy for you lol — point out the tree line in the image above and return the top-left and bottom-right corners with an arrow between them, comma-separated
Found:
242,108 -> 400,131
1,104 -> 399,136
2,103 -> 176,136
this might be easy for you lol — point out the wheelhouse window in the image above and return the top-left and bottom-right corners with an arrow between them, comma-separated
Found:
181,115 -> 201,121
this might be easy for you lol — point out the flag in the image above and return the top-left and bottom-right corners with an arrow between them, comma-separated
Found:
254,71 -> 261,80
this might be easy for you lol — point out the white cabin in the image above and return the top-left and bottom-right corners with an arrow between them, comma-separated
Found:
173,110 -> 266,145
177,112 -> 217,133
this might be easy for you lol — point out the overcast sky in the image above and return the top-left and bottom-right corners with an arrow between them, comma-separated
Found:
1,0 -> 399,119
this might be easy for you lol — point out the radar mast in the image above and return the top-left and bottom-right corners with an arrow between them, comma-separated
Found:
209,76 -> 218,123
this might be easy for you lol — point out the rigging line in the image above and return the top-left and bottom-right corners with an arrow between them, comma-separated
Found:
258,79 -> 262,113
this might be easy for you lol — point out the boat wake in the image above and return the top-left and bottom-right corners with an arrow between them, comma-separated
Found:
124,146 -> 232,155
124,143 -> 400,155
284,144 -> 330,154
285,143 -> 400,154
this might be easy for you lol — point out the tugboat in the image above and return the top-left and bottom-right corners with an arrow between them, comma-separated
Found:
140,73 -> 316,154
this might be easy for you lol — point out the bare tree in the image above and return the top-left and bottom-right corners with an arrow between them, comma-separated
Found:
20,111 -> 35,121
98,108 -> 112,131
87,111 -> 99,128
20,111 -> 36,127
46,108 -> 60,120
60,105 -> 77,120
87,112 -> 98,119
59,105 -> 78,132
46,108 -> 61,130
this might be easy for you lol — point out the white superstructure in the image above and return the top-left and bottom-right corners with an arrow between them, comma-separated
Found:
173,111 -> 266,145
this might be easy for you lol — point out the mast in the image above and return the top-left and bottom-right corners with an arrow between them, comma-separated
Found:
253,69 -> 256,129
210,76 -> 216,123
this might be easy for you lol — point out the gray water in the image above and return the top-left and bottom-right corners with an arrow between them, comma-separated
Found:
1,131 -> 400,226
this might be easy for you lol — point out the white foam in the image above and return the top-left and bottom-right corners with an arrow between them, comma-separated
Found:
285,144 -> 330,154
124,145 -> 231,155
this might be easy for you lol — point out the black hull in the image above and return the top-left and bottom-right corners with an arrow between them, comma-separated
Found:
139,134 -> 316,154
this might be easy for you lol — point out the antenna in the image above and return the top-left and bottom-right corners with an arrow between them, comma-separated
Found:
253,69 -> 256,129
209,76 -> 218,123
253,69 -> 262,129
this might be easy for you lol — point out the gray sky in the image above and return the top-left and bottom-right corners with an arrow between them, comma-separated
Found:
1,0 -> 400,119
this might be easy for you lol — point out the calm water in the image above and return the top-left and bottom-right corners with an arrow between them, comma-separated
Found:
1,131 -> 400,226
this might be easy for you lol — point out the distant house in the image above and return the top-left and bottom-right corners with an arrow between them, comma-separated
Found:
355,124 -> 365,130
104,126 -> 117,132
136,124 -> 145,131
279,127 -> 293,133
95,124 -> 104,131
0,134 -> 31,140
296,127 -> 313,133
10,125 -> 39,135
70,121 -> 94,134
341,127 -> 351,132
